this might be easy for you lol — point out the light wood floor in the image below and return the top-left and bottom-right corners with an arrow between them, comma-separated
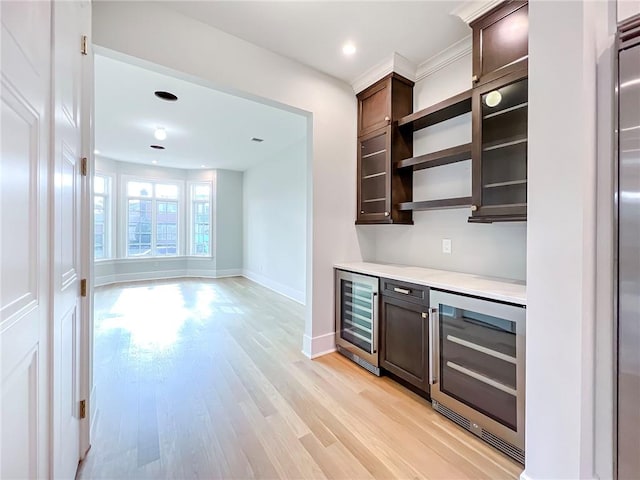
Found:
77,277 -> 522,479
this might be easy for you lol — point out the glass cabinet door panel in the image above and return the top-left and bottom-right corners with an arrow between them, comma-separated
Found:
340,279 -> 375,353
360,131 -> 388,215
480,78 -> 528,208
438,304 -> 518,430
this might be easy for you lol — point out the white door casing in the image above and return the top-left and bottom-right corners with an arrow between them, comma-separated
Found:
0,1 -> 52,478
79,0 -> 94,460
52,1 -> 89,477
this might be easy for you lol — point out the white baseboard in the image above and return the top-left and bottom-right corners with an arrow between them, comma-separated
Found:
302,332 -> 336,359
215,268 -> 242,278
520,471 -> 597,480
242,269 -> 305,304
94,269 -> 186,287
520,470 -> 532,480
94,269 -> 242,287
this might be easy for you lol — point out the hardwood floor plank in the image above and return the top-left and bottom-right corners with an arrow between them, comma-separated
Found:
77,277 -> 522,479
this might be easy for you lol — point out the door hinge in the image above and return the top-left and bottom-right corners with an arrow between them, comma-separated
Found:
81,35 -> 88,55
80,278 -> 87,297
80,399 -> 86,419
81,157 -> 87,176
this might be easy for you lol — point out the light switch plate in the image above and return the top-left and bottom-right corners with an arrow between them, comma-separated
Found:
442,238 -> 452,254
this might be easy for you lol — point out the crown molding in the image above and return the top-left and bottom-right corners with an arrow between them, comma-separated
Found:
451,0 -> 503,24
351,52 -> 417,94
415,35 -> 472,82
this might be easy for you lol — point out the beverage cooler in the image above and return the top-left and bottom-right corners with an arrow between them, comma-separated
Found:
335,270 -> 380,375
429,290 -> 526,464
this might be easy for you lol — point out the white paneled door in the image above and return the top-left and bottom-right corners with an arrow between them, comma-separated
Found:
52,1 -> 90,478
1,1 -> 52,478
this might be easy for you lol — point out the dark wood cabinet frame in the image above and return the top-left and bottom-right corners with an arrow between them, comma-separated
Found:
470,68 -> 528,222
380,285 -> 430,394
471,1 -> 529,87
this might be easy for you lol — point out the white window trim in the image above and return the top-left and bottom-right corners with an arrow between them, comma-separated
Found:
120,175 -> 184,259
188,181 -> 214,257
94,171 -> 114,261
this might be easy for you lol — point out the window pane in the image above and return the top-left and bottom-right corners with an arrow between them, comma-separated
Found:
127,181 -> 152,197
94,175 -> 105,195
128,199 -> 152,256
193,184 -> 210,201
192,200 -> 210,255
156,200 -> 178,255
94,195 -> 105,259
156,184 -> 178,199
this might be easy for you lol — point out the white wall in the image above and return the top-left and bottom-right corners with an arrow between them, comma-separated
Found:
619,0 -> 640,21
243,138 -> 307,304
215,169 -> 243,275
92,2 -> 360,357
93,157 -> 243,285
523,2 -> 615,479
359,53 -> 527,281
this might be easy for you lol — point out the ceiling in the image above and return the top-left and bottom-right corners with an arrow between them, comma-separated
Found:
94,54 -> 307,170
162,1 -> 470,84
95,2 -> 472,170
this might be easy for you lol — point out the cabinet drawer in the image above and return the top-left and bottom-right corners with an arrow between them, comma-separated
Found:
381,278 -> 429,306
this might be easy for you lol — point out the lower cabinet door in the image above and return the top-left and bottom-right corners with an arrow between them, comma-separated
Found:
380,295 -> 429,393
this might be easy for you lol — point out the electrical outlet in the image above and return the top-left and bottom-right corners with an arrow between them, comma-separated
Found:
442,239 -> 452,254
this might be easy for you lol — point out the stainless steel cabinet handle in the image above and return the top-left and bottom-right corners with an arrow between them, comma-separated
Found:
471,205 -> 478,212
428,307 -> 439,385
372,292 -> 378,354
393,287 -> 410,295
472,74 -> 479,83
384,115 -> 390,122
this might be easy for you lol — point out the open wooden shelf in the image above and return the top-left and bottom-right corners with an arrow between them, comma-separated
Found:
398,90 -> 472,132
397,143 -> 472,171
468,214 -> 527,223
398,196 -> 472,212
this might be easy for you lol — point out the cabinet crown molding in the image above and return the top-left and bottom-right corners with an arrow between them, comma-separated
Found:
450,0 -> 504,24
416,35 -> 472,81
351,52 -> 416,94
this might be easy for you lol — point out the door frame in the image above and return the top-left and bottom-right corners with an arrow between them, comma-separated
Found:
78,0 -> 94,460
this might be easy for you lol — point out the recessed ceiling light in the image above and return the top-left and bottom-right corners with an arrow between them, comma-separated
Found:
154,127 -> 167,141
200,164 -> 206,168
94,149 -> 100,155
150,145 -> 165,150
151,160 -> 158,164
342,43 -> 356,56
251,137 -> 264,143
154,91 -> 178,101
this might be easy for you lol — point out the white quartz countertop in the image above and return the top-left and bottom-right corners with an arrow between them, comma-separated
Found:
334,262 -> 526,305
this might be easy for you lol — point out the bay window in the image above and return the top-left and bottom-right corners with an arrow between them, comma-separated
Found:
126,180 -> 179,257
94,174 -> 110,259
191,183 -> 211,255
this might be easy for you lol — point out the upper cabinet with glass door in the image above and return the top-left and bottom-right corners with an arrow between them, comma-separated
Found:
470,72 -> 528,222
468,0 -> 528,223
356,73 -> 413,225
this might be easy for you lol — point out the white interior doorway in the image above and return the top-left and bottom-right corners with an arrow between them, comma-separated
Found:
85,50 -> 312,464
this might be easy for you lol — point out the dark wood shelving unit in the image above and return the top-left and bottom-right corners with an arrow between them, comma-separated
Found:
393,90 -> 475,214
398,90 -> 472,132
468,214 -> 527,223
398,196 -> 472,212
397,143 -> 472,171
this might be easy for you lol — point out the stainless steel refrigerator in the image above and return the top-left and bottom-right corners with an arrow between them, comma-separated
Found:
617,17 -> 640,479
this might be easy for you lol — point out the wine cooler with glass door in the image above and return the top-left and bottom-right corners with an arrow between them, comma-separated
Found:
335,270 -> 380,375
429,290 -> 526,463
